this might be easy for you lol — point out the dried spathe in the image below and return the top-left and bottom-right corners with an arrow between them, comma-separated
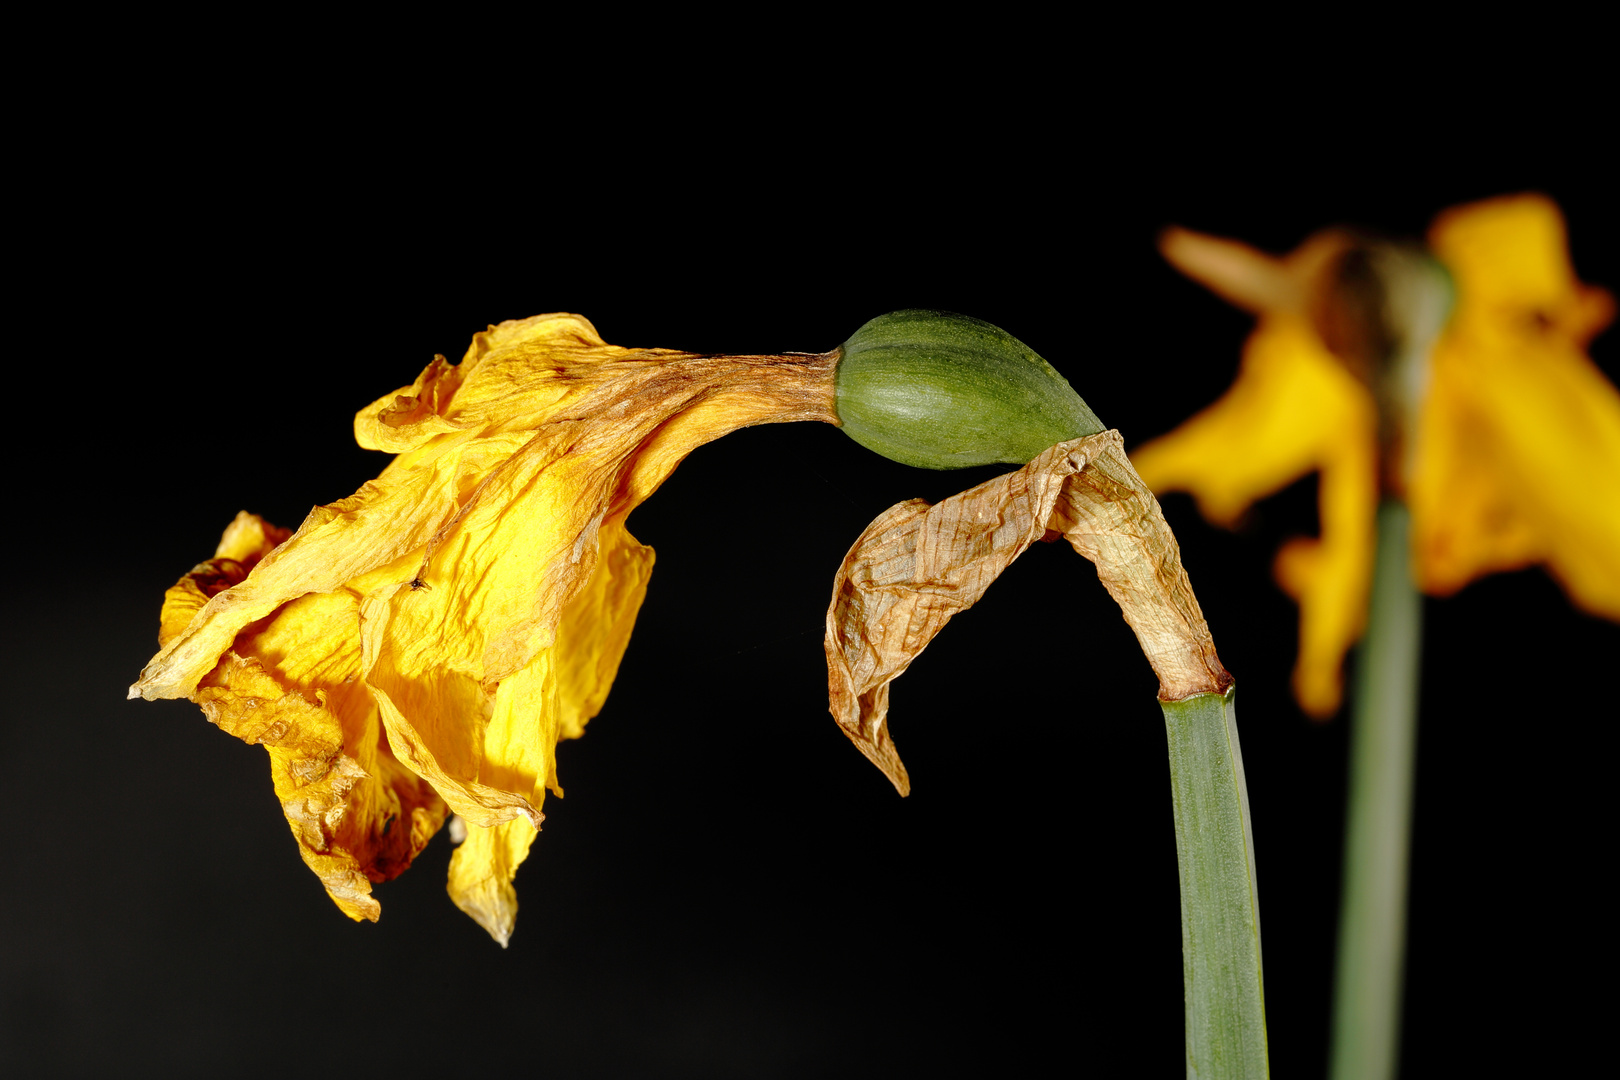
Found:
825,431 -> 1231,794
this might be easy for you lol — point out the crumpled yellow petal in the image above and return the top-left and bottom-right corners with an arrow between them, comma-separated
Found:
134,314 -> 837,939
1411,195 -> 1620,617
439,514 -> 652,943
157,512 -> 447,921
1132,314 -> 1377,717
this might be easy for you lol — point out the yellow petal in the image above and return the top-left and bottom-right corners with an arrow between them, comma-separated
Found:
446,818 -> 538,948
552,514 -> 656,743
155,512 -> 292,648
437,519 -> 652,943
1411,196 -> 1620,617
353,352 -> 470,454
149,513 -> 444,918
1428,194 -> 1615,348
1133,314 -> 1378,717
189,588 -> 447,921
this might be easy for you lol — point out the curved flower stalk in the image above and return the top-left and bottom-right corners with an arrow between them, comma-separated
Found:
1132,193 -> 1619,717
133,305 -> 1270,1071
131,313 -> 837,944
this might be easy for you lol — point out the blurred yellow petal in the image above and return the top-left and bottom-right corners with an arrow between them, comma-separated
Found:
1159,224 -> 1350,318
1413,196 -> 1620,616
1428,193 -> 1615,347
134,314 -> 837,938
1133,312 -> 1377,717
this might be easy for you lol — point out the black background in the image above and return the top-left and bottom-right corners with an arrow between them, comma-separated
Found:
4,74 -> 1614,1078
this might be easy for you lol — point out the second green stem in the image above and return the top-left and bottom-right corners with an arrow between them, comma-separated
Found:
1330,499 -> 1423,1080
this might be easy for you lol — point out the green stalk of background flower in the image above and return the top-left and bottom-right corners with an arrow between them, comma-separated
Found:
1326,246 -> 1448,1080
1163,687 -> 1270,1079
1330,501 -> 1422,1080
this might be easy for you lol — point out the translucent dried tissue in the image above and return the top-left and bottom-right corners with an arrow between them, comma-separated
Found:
132,313 -> 837,943
825,430 -> 1231,795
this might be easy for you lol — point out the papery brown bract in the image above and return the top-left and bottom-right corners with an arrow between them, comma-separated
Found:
825,431 -> 1231,794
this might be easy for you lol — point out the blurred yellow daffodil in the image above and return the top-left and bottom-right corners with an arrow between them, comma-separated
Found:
132,313 -> 837,943
1132,194 -> 1620,717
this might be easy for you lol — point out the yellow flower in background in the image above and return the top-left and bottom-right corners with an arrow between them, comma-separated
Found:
1132,194 -> 1620,717
132,314 -> 837,943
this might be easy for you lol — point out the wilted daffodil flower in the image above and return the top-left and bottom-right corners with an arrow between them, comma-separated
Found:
131,313 -> 838,943
1131,194 -> 1620,717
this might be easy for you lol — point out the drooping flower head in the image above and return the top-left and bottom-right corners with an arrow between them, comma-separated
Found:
132,314 -> 837,943
1131,194 -> 1620,717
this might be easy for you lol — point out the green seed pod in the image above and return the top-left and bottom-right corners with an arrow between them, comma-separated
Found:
833,310 -> 1105,469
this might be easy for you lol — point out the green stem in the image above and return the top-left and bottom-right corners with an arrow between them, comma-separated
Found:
1163,686 -> 1270,1079
1330,499 -> 1422,1080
